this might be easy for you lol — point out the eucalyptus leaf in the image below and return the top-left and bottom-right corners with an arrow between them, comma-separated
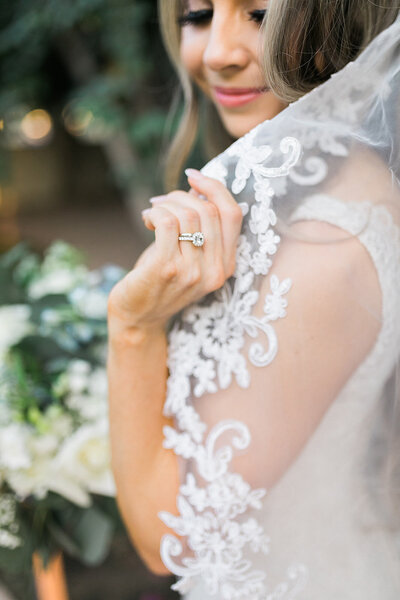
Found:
67,506 -> 114,565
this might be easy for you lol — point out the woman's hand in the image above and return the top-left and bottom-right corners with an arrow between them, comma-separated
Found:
108,169 -> 243,336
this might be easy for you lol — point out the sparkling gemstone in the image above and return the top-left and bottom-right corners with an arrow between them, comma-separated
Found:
192,232 -> 205,247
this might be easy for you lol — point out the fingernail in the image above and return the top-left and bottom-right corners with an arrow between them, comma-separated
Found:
185,168 -> 202,179
141,208 -> 151,216
150,195 -> 167,204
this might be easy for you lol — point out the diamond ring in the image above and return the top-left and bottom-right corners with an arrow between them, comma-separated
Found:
178,232 -> 205,247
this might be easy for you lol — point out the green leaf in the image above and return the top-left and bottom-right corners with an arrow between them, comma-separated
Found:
68,506 -> 114,565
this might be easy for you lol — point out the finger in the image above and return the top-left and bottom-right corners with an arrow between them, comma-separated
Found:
185,169 -> 239,211
141,205 -> 180,261
184,169 -> 243,271
154,192 -> 223,267
185,169 -> 243,232
148,198 -> 203,261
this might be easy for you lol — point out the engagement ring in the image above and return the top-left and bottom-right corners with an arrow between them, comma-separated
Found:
178,232 -> 205,247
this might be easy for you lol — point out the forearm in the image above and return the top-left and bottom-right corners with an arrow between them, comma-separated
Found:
107,323 -> 180,574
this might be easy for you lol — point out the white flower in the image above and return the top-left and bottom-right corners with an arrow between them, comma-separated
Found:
0,305 -> 33,360
0,424 -> 31,470
88,368 -> 108,398
43,406 -> 74,438
55,419 -> 115,497
28,266 -> 87,299
7,454 -> 50,500
69,287 -> 108,319
66,394 -> 108,421
64,365 -> 108,420
6,452 -> 90,506
29,434 -> 59,456
66,360 -> 91,394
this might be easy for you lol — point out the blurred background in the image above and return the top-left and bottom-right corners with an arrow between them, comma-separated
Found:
0,1 -> 203,598
0,0 -> 205,269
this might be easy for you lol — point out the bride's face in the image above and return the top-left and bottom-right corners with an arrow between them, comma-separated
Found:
179,0 -> 288,138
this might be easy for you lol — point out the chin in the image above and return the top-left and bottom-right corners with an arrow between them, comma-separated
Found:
216,97 -> 288,138
221,114 -> 269,138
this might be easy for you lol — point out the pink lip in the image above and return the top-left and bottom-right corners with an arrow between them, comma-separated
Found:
213,86 -> 268,107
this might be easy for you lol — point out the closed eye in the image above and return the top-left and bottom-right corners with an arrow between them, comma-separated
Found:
177,9 -> 213,26
248,9 -> 267,24
177,8 -> 267,27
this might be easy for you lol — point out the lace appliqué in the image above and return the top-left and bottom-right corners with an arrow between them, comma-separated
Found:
158,138 -> 309,599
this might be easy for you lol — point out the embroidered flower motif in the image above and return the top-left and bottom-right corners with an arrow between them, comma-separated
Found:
260,229 -> 281,255
264,276 -> 292,321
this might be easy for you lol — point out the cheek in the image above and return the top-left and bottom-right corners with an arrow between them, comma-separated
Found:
179,30 -> 205,80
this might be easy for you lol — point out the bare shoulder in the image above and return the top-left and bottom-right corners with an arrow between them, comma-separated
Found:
256,217 -> 382,368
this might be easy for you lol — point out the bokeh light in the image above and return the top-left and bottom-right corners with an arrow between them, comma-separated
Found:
20,109 -> 53,146
62,102 -> 115,143
63,103 -> 94,137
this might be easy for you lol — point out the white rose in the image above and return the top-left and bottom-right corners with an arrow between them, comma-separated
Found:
7,455 -> 51,500
6,455 -> 90,506
55,419 -> 115,497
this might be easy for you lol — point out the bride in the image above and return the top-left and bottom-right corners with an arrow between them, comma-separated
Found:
107,1 -> 400,598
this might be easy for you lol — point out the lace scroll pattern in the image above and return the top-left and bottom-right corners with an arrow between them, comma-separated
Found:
158,137 -> 309,599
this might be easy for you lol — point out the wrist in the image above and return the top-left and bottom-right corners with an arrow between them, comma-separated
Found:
108,298 -> 166,343
108,311 -> 166,348
108,318 -> 166,346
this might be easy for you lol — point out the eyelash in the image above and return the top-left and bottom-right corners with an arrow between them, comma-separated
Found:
177,9 -> 267,27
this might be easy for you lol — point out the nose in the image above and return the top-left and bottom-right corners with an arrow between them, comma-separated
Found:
203,12 -> 250,72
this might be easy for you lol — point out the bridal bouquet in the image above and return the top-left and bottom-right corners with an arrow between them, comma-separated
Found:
0,241 -> 126,574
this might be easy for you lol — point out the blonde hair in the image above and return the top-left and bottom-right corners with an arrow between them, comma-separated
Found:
158,0 -> 399,191
158,0 -> 234,191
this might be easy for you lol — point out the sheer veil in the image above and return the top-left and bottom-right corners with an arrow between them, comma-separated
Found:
157,13 -> 400,600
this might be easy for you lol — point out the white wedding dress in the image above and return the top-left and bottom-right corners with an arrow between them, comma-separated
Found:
156,15 -> 400,600
176,195 -> 400,600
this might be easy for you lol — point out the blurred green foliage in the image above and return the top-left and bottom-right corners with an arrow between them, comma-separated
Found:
0,0 -> 176,194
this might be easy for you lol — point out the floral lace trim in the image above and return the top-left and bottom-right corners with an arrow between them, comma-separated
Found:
158,137 -> 309,599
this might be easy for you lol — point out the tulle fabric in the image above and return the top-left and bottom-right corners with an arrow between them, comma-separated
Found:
157,14 -> 400,600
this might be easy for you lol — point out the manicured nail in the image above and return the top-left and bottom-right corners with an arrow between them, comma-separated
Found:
185,168 -> 202,179
141,208 -> 151,216
150,195 -> 167,204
